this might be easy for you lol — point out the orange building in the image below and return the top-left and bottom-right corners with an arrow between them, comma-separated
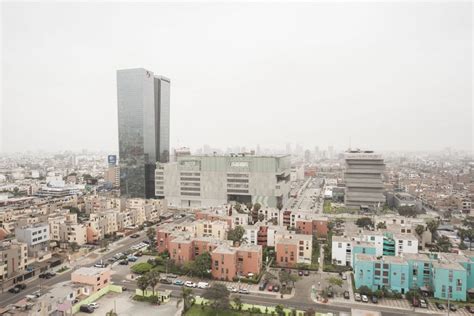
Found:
295,218 -> 328,238
275,238 -> 298,267
211,244 -> 262,281
168,236 -> 194,265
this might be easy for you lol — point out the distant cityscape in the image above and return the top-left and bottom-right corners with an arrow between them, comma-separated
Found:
0,67 -> 472,316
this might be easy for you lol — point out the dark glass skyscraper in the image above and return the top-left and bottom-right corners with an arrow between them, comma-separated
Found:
117,68 -> 170,198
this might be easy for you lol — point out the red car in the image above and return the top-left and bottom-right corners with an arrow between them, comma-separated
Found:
267,285 -> 273,291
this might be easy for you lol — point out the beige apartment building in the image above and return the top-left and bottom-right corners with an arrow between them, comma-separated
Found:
0,240 -> 28,282
193,220 -> 228,239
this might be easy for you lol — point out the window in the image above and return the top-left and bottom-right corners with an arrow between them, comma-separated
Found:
338,243 -> 342,248
407,241 -> 412,246
449,270 -> 453,282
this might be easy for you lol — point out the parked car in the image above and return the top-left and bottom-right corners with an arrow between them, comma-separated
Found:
412,298 -> 420,308
127,256 -> 138,262
267,285 -> 273,291
173,279 -> 184,286
94,263 -> 107,268
79,305 -> 94,313
304,270 -> 310,276
16,284 -> 26,290
354,293 -> 362,302
272,285 -> 280,292
197,282 -> 209,289
238,288 -> 250,294
130,234 -> 140,238
142,240 -> 150,244
32,290 -> 41,298
89,302 -> 100,309
450,304 -> 457,312
466,305 -> 474,313
341,274 -> 347,280
227,286 -> 238,293
258,282 -> 267,291
435,302 -> 445,310
8,287 -> 20,294
361,295 -> 369,303
119,260 -> 128,265
371,296 -> 378,304
298,271 -> 304,276
184,281 -> 196,288
343,291 -> 350,299
419,299 -> 428,309
159,278 -> 172,284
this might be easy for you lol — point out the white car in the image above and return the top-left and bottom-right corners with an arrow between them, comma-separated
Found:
354,293 -> 361,301
197,282 -> 209,289
89,302 -> 100,309
184,281 -> 196,288
361,295 -> 369,303
227,286 -> 238,293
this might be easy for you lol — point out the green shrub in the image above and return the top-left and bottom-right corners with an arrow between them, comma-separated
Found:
131,262 -> 152,274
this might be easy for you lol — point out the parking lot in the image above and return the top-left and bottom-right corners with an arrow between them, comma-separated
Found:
76,291 -> 178,316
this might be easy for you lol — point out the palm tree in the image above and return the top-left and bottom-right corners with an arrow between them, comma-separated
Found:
427,220 -> 439,236
415,225 -> 425,237
180,287 -> 193,312
146,270 -> 160,296
137,275 -> 149,296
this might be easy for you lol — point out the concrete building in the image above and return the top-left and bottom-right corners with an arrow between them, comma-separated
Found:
155,154 -> 291,208
354,251 -> 474,301
344,150 -> 385,210
117,68 -> 170,198
275,233 -> 312,267
211,244 -> 262,281
15,223 -> 49,257
0,240 -> 28,283
332,229 -> 418,267
71,267 -> 111,292
104,165 -> 120,187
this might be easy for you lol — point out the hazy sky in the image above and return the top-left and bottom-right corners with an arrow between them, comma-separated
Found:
1,1 -> 472,153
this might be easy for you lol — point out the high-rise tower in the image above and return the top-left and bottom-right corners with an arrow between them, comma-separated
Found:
117,68 -> 170,198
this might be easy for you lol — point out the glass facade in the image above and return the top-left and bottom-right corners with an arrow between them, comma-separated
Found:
117,68 -> 170,198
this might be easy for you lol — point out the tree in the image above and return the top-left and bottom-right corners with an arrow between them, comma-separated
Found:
328,277 -> 343,288
356,217 -> 374,229
398,206 -> 417,217
179,287 -> 193,312
258,213 -> 265,222
357,286 -> 372,296
251,203 -> 262,223
376,222 -> 387,230
426,220 -> 439,235
263,271 -> 277,282
277,202 -> 284,211
279,270 -> 299,288
136,275 -> 149,295
146,227 -> 156,249
432,235 -> 452,253
146,270 -> 160,296
233,296 -> 243,311
234,203 -> 242,213
69,242 -> 79,252
227,226 -> 246,246
415,225 -> 425,237
202,283 -> 230,312
275,304 -> 285,316
191,252 -> 211,277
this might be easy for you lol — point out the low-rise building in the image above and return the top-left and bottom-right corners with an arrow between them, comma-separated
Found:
71,266 -> 111,292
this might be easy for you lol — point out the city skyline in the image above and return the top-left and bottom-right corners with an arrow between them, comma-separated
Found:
2,2 -> 472,154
